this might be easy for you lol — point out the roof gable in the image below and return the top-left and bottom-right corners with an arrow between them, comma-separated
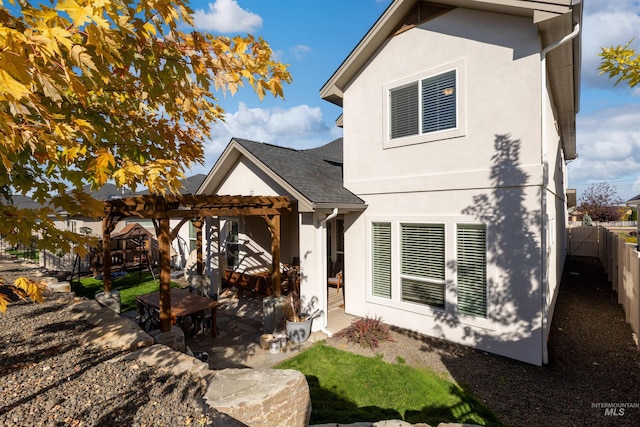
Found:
200,138 -> 365,212
320,0 -> 582,159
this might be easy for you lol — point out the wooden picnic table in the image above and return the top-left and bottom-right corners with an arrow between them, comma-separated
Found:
136,288 -> 220,337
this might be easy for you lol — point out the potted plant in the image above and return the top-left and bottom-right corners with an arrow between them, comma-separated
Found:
283,295 -> 318,344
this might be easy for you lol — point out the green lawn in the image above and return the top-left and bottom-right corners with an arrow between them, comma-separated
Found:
277,343 -> 500,426
7,248 -> 39,261
74,270 -> 181,312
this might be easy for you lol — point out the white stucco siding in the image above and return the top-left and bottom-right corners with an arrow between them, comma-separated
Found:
216,157 -> 288,197
345,186 -> 545,365
298,212 -> 325,330
200,157 -> 304,295
343,8 -> 543,196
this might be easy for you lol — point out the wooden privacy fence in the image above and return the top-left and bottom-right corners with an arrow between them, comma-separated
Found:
568,226 -> 640,347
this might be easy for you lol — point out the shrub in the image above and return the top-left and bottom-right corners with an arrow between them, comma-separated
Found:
334,316 -> 395,349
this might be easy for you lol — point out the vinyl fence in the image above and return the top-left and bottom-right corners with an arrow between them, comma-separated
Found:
567,226 -> 601,257
39,250 -> 92,274
569,221 -> 638,228
568,226 -> 640,347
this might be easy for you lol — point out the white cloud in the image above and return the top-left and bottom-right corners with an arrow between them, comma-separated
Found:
582,0 -> 640,88
570,104 -> 640,199
193,0 -> 262,33
632,177 -> 640,197
290,45 -> 312,59
194,102 -> 339,172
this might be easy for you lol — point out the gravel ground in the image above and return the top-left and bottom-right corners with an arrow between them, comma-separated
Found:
0,255 -> 235,427
2,254 -> 640,426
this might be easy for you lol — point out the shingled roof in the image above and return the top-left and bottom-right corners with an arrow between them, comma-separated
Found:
1,194 -> 44,210
179,174 -> 206,195
232,138 -> 365,208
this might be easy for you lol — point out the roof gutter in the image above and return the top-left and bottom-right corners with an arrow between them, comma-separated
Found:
540,21 -> 580,365
312,202 -> 368,212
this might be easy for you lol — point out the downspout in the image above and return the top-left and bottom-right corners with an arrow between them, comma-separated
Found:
540,22 -> 580,364
318,208 -> 339,337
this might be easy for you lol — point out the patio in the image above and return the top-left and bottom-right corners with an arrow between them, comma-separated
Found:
123,286 -> 352,369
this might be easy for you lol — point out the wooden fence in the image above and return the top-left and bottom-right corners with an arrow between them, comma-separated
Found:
568,226 -> 640,347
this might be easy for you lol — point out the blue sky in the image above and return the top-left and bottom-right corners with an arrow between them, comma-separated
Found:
186,0 -> 640,201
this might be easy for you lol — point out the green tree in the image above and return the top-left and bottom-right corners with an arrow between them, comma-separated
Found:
0,0 -> 291,312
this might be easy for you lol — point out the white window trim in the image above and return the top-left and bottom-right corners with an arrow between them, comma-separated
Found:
383,59 -> 466,149
366,215 -> 494,329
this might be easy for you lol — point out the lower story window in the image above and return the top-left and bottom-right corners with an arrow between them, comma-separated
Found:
225,220 -> 240,270
400,223 -> 445,308
372,222 -> 392,299
370,220 -> 488,318
456,224 -> 487,318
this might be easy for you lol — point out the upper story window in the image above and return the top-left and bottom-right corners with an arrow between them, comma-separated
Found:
390,70 -> 456,139
384,61 -> 464,148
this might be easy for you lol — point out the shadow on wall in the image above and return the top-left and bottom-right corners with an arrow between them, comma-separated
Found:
435,133 -> 543,363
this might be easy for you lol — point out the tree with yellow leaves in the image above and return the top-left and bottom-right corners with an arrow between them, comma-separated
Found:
599,40 -> 640,87
0,0 -> 291,312
0,276 -> 47,313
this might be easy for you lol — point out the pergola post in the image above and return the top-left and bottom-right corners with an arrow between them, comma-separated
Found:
263,214 -> 281,297
156,217 -> 172,333
101,216 -> 116,293
192,218 -> 204,276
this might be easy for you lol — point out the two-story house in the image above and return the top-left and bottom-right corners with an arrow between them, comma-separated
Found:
200,0 -> 582,365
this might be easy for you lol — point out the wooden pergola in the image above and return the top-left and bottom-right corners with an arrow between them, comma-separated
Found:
102,194 -> 293,333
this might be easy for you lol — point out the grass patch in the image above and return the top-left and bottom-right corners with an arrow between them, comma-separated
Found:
75,270 -> 181,312
277,343 -> 500,426
6,248 -> 39,261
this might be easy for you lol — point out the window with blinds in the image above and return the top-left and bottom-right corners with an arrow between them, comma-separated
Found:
390,82 -> 419,139
389,69 -> 457,139
457,224 -> 487,318
422,70 -> 456,133
400,223 -> 445,308
371,222 -> 392,299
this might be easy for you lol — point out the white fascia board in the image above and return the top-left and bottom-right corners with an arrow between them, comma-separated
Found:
195,139 -> 240,195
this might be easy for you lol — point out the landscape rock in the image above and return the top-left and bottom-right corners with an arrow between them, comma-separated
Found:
205,368 -> 312,426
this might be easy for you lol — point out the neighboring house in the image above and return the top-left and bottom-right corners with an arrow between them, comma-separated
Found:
626,195 -> 640,238
200,0 -> 582,365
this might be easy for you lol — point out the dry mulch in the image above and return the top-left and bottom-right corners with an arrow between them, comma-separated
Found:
325,256 -> 640,426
